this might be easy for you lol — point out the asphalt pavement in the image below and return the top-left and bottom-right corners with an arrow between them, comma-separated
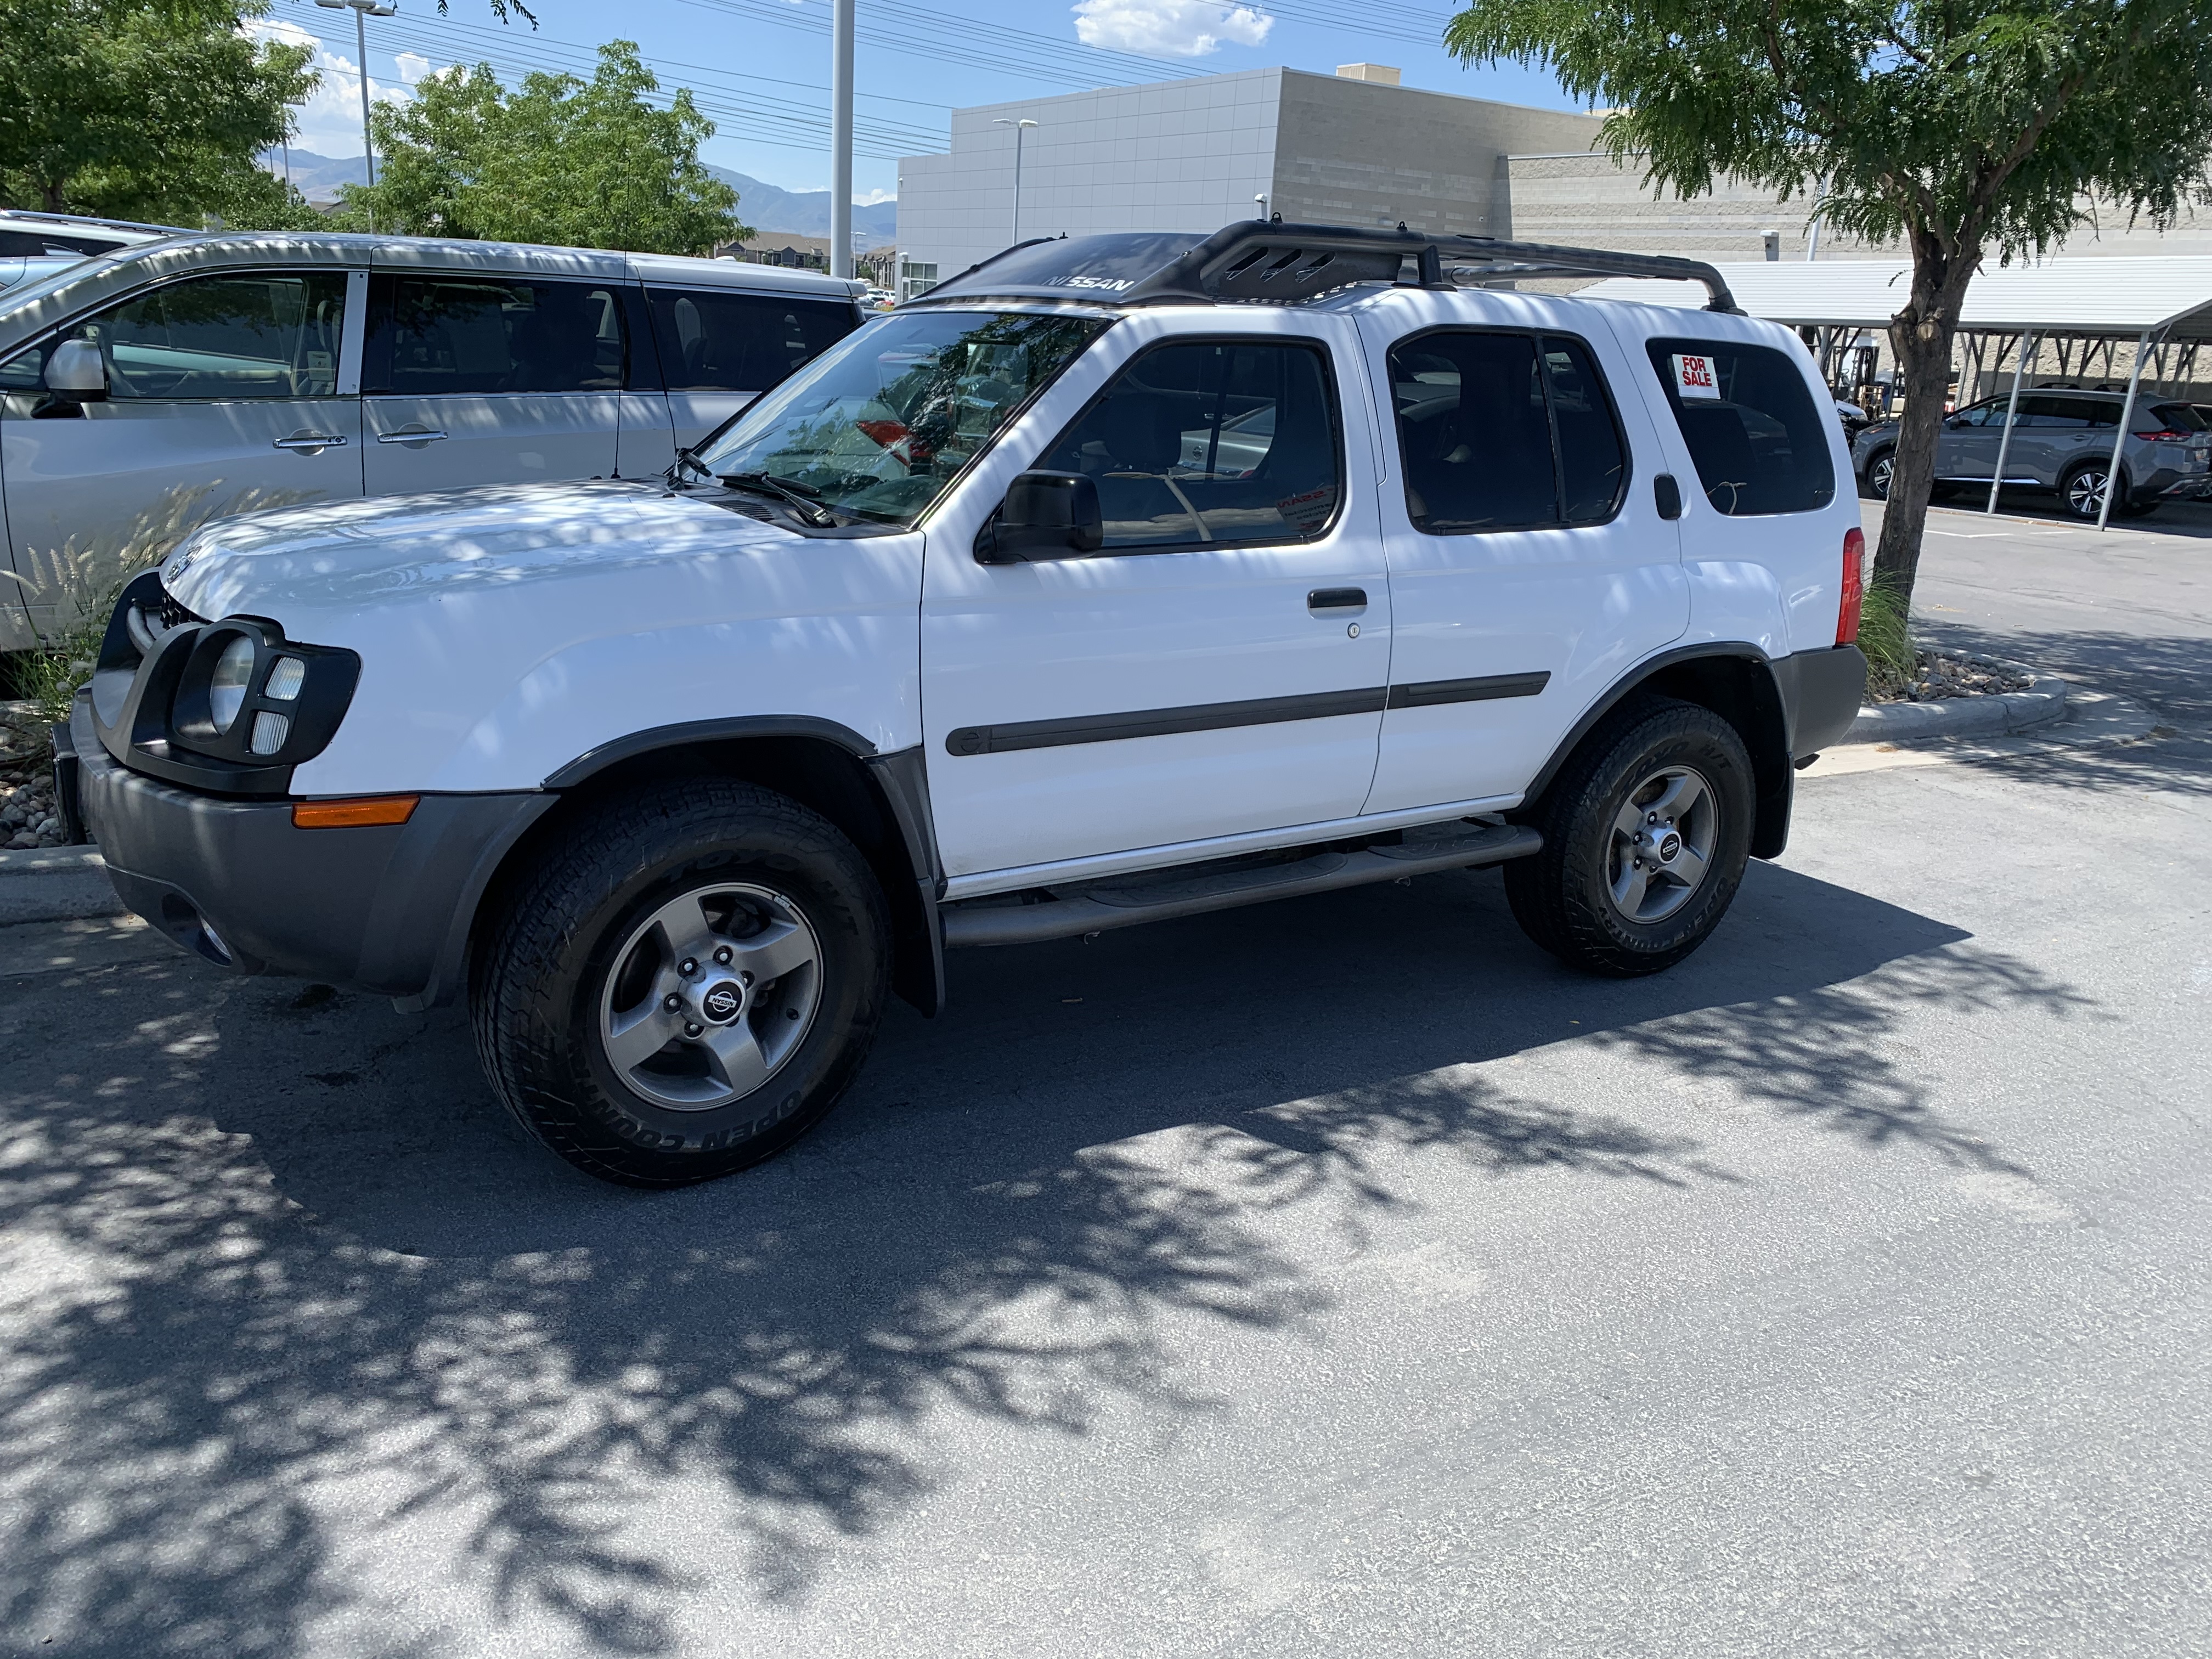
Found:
2,503 -> 2208,1658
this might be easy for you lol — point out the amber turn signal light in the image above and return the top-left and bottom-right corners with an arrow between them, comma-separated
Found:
291,794 -> 420,829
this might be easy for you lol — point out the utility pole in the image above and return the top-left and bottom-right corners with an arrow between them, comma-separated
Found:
992,117 -> 1038,245
314,0 -> 397,189
830,0 -> 854,279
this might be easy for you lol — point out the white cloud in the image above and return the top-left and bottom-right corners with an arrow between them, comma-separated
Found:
855,188 -> 897,205
1071,0 -> 1272,58
243,17 -> 431,159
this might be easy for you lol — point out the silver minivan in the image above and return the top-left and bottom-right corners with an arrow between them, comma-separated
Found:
0,234 -> 864,647
1852,386 -> 2212,519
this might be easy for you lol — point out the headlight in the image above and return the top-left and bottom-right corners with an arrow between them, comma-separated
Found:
208,635 -> 256,731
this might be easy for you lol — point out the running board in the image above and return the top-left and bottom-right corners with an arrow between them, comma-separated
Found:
940,821 -> 1543,949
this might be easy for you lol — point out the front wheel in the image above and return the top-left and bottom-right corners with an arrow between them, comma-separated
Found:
1504,698 -> 1755,977
471,778 -> 890,1187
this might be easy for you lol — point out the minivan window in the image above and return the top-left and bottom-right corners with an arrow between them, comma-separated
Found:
19,272 -> 347,400
646,288 -> 857,392
1035,338 -> 1342,551
367,275 -> 623,396
1646,338 -> 1835,516
693,309 -> 1106,528
1388,329 -> 1628,532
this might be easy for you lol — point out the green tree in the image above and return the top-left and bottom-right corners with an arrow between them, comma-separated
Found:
1445,0 -> 2212,610
344,42 -> 748,255
0,0 -> 317,224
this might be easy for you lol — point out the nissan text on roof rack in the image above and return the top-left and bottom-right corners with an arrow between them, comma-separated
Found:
60,220 -> 1869,1189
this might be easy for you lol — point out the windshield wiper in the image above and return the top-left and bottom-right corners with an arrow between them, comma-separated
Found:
720,471 -> 843,527
668,447 -> 715,487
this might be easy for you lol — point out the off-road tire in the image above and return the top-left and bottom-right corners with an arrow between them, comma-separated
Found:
471,778 -> 890,1187
1504,697 -> 1755,977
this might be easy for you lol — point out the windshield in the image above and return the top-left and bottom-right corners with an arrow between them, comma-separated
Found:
693,308 -> 1109,527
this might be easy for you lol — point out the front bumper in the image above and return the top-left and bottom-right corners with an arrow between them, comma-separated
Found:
70,692 -> 553,1006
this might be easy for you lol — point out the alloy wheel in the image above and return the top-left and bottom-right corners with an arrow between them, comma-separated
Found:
1607,765 -> 1719,924
597,882 -> 823,1109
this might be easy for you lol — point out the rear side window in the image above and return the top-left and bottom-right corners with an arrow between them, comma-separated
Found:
366,275 -> 624,395
1387,328 -> 1628,533
1646,338 -> 1835,516
646,288 -> 857,392
2145,402 -> 2206,433
1035,338 -> 1343,551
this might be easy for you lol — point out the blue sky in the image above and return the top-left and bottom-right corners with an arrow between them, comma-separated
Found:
253,0 -> 1581,199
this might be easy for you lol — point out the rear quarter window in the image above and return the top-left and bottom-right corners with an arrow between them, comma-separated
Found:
1646,338 -> 1835,516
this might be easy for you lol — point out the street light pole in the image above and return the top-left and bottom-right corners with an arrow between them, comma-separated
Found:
314,0 -> 398,189
992,117 -> 1039,245
830,0 -> 854,279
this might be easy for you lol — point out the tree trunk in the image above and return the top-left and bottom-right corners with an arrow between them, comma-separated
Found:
1872,230 -> 1982,611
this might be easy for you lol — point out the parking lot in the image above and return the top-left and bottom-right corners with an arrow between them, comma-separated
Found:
3,504 -> 2209,1657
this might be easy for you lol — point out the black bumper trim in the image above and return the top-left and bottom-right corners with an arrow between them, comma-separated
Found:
1774,644 -> 1868,755
72,692 -> 550,1001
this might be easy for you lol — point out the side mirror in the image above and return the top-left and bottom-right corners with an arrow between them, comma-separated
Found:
44,338 -> 108,402
975,470 -> 1104,564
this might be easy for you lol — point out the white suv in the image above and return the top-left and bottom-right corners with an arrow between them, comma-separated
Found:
61,223 -> 1869,1188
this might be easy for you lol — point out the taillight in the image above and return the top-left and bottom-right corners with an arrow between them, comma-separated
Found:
2141,428 -> 2194,443
1837,527 -> 1866,645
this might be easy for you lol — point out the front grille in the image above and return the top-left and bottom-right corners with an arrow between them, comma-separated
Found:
155,585 -> 204,630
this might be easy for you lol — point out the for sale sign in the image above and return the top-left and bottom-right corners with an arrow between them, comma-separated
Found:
1672,352 -> 1722,399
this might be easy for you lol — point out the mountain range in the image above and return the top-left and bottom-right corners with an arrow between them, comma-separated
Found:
263,150 -> 898,245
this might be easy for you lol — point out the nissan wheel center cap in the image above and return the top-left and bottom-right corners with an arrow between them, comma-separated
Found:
701,980 -> 744,1023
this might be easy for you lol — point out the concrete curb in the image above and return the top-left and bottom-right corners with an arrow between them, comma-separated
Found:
1843,659 -> 2069,744
0,844 -> 124,927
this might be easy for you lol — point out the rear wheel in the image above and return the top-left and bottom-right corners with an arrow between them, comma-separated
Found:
472,778 -> 889,1187
2062,461 -> 2118,521
1505,698 -> 1755,977
1863,448 -> 1895,500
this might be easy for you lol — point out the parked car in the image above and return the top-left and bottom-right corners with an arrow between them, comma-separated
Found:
1852,386 -> 2212,518
0,209 -> 183,260
0,233 -> 866,647
63,223 -> 1868,1188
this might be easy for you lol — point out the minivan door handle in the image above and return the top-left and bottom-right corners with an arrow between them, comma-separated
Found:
1307,587 -> 1367,612
377,426 -> 448,445
273,431 -> 348,452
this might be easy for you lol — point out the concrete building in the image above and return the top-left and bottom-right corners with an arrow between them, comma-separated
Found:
896,66 -> 2212,298
894,67 -> 1600,299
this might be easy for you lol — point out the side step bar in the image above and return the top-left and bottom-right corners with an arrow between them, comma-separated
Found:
941,821 -> 1543,949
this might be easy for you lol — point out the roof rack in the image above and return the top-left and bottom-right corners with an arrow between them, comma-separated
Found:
908,220 -> 1741,314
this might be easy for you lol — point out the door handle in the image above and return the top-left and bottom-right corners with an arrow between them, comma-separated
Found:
1307,587 -> 1367,612
1654,473 -> 1683,520
376,426 -> 448,445
273,432 -> 347,452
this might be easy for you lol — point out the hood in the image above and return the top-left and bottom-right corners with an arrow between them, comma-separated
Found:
162,480 -> 803,623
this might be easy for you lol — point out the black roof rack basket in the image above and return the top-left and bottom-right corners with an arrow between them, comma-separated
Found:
909,219 -> 1740,314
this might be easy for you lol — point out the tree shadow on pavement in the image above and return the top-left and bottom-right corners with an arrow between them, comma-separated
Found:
1912,625 -> 2212,798
0,860 -> 2094,1655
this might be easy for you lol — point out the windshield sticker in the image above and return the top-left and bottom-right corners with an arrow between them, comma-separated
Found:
1672,353 -> 1722,400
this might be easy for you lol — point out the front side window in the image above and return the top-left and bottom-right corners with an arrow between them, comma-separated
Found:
1033,338 -> 1344,551
1646,337 -> 1836,516
693,308 -> 1107,528
367,275 -> 623,396
19,272 -> 347,400
1389,328 -> 1628,533
647,288 -> 856,392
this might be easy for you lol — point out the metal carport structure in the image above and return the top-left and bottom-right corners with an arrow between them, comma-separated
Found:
1579,257 -> 2212,528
